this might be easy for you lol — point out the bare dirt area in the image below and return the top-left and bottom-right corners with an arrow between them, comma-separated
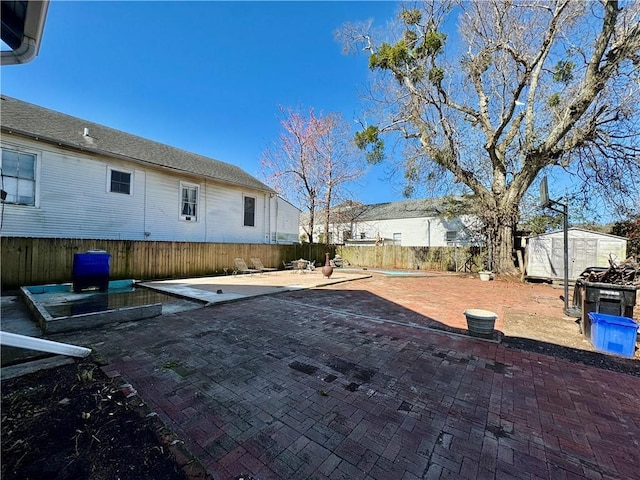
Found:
1,358 -> 207,480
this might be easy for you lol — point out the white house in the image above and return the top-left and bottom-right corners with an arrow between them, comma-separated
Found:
301,198 -> 480,247
0,96 -> 300,243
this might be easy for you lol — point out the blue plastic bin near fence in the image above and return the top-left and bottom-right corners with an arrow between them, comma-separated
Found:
72,250 -> 111,292
588,312 -> 638,358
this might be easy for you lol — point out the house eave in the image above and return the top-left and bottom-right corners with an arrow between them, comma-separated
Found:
1,0 -> 49,66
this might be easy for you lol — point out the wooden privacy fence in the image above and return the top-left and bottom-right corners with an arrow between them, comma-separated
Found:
1,237 -> 335,289
337,245 -> 482,272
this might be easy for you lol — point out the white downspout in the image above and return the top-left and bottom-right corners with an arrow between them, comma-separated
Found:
275,197 -> 279,244
0,331 -> 92,357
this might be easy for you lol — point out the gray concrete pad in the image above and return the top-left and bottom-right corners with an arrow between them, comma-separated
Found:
140,270 -> 372,305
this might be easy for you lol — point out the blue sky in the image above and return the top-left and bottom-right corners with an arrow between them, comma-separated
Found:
1,0 -> 405,206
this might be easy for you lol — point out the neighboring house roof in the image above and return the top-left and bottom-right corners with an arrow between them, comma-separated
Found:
349,198 -> 443,221
303,197 -> 467,224
0,95 -> 274,193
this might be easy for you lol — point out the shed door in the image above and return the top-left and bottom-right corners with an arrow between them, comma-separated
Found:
570,239 -> 597,279
551,238 -> 564,278
551,237 -> 598,280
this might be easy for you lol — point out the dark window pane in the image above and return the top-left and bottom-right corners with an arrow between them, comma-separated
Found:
110,170 -> 131,194
244,196 -> 255,226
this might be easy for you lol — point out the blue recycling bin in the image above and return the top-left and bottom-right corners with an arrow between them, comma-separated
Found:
577,279 -> 638,339
588,312 -> 638,358
72,250 -> 110,292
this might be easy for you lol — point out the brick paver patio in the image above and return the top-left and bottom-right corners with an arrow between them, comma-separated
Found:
54,276 -> 640,479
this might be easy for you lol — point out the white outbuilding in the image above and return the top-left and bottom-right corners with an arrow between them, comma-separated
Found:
525,228 -> 627,281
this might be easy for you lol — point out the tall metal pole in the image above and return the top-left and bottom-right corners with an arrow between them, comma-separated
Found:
562,201 -> 569,313
545,197 -> 571,314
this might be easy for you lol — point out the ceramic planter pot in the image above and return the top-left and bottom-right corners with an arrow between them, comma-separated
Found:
479,271 -> 493,281
464,309 -> 497,337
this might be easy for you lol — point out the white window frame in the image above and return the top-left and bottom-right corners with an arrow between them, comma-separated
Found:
106,166 -> 133,195
243,194 -> 256,227
393,233 -> 402,245
0,145 -> 40,207
180,182 -> 199,222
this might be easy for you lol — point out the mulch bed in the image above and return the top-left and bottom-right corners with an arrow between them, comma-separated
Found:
1,358 -> 208,480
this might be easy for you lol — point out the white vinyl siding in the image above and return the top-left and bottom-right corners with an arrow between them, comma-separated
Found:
273,197 -> 301,244
304,214 -> 479,247
0,134 -> 296,243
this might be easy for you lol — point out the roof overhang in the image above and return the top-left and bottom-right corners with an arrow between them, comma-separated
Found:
1,0 -> 49,65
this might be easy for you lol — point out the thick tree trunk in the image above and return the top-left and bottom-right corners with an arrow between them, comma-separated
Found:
483,205 -> 518,274
492,223 -> 516,273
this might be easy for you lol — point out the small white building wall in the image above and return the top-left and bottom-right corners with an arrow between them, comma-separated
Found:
526,229 -> 627,279
305,214 -> 479,246
357,217 -> 476,246
0,135 -> 280,243
273,198 -> 300,244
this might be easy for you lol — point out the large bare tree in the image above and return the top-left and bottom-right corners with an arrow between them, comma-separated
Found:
261,107 -> 366,244
340,0 -> 640,272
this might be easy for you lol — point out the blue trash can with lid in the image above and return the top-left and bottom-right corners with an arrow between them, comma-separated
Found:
588,312 -> 638,358
72,250 -> 110,292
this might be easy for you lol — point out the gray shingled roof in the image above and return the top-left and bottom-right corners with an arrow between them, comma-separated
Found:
0,95 -> 273,192
353,198 -> 443,220
301,197 -> 466,224
326,198 -> 446,222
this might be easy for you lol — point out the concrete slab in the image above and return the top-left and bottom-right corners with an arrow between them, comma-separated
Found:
140,270 -> 372,304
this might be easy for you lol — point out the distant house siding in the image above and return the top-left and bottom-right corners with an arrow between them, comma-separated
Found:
0,134 -> 276,243
305,212 -> 480,247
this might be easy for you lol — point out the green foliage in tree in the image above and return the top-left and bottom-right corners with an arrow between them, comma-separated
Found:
552,60 -> 575,84
403,29 -> 418,45
548,93 -> 561,107
611,215 -> 640,257
428,67 -> 444,85
354,125 -> 385,164
418,29 -> 446,58
400,9 -> 422,26
369,41 -> 410,71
